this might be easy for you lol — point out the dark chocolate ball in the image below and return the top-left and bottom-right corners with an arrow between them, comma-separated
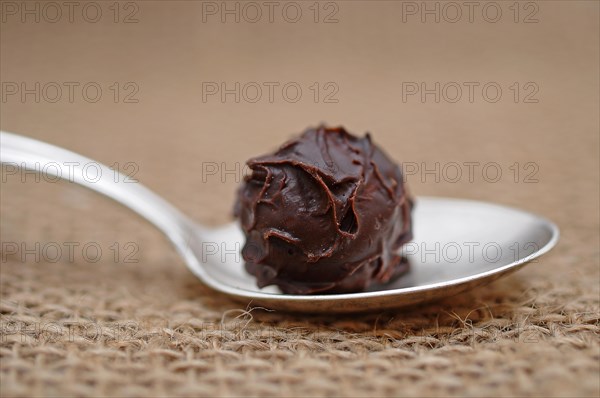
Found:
234,126 -> 413,294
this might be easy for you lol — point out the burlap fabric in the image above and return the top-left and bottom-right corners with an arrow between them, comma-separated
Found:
1,2 -> 598,397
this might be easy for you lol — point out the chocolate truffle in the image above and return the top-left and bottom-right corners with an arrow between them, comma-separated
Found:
234,126 -> 413,294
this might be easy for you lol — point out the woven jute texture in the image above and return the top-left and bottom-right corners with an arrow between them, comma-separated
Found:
1,2 -> 599,397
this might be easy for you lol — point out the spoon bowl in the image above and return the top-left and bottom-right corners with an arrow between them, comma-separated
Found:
0,131 -> 559,312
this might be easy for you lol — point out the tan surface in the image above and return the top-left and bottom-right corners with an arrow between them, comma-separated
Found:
1,1 -> 599,396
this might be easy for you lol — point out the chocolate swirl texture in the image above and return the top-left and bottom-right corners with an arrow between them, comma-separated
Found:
234,126 -> 413,294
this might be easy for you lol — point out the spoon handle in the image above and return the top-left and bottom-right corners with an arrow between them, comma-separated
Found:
0,130 -> 201,244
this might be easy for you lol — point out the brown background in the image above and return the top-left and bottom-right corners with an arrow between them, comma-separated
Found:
1,1 -> 599,396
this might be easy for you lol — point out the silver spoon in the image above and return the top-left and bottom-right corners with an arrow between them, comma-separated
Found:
0,131 -> 559,313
